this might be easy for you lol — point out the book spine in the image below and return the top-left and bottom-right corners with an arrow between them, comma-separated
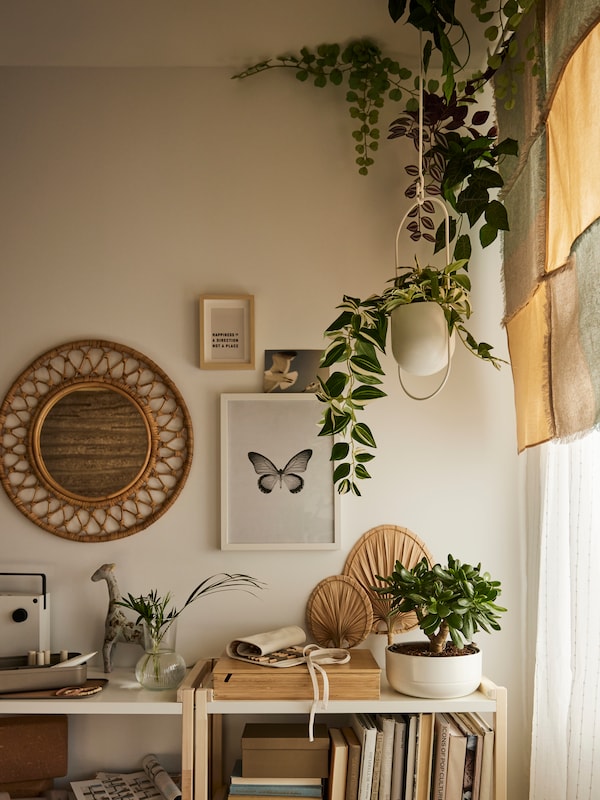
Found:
229,787 -> 322,797
351,714 -> 376,800
341,727 -> 361,800
431,714 -> 450,800
376,715 -> 396,800
390,717 -> 407,800
369,716 -> 384,800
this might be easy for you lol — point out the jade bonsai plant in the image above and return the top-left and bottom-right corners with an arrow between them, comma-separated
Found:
376,554 -> 506,654
374,554 -> 506,697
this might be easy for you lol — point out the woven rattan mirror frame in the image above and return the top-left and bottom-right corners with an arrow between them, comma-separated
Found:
0,340 -> 193,542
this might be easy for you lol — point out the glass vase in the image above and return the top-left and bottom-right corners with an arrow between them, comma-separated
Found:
135,620 -> 186,690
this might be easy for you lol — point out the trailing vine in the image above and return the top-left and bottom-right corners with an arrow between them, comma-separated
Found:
233,40 -> 412,176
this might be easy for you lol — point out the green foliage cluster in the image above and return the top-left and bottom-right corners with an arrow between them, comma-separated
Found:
233,0 -> 539,496
117,573 -> 263,643
317,261 -> 507,494
375,554 -> 507,653
233,39 -> 410,175
388,89 -> 518,255
233,0 -> 538,176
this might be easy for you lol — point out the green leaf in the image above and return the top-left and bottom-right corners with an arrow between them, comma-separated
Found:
324,310 -> 353,333
352,385 -> 387,402
321,341 -> 348,367
333,462 -> 351,482
324,370 -> 349,397
355,452 -> 375,463
388,0 -> 408,23
355,464 -> 371,480
330,441 -> 350,461
352,422 -> 376,447
479,223 -> 499,248
485,199 -> 510,231
453,233 -> 472,261
471,167 -> 504,189
350,354 -> 385,375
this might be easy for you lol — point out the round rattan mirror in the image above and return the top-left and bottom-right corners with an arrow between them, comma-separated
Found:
0,340 -> 193,542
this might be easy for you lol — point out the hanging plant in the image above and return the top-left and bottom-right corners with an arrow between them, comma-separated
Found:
317,260 -> 507,494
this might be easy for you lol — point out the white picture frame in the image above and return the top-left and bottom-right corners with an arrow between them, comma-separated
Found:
220,393 -> 340,550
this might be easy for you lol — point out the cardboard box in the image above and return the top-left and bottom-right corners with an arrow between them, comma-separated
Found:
212,648 -> 380,700
241,722 -> 330,778
0,716 -> 68,783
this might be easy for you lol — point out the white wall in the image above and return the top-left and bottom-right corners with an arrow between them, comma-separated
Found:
0,25 -> 527,800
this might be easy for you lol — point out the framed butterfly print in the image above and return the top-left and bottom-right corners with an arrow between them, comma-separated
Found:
220,393 -> 340,550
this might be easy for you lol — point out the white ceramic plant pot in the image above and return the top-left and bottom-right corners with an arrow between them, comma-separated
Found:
390,302 -> 455,376
385,642 -> 482,699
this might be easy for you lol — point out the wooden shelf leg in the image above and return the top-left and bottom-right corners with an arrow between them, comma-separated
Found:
493,685 -> 508,800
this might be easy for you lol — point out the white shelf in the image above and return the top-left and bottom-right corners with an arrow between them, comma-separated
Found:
204,674 -> 500,715
0,667 -> 183,715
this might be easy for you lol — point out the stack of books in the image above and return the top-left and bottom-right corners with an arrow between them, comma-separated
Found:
327,711 -> 495,800
227,761 -> 323,800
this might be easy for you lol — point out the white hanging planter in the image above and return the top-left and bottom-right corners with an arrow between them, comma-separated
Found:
385,641 -> 482,698
390,302 -> 456,376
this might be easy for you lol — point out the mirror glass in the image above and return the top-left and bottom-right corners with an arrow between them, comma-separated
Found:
35,384 -> 151,500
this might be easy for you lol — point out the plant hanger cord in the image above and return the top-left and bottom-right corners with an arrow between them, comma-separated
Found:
394,35 -> 452,401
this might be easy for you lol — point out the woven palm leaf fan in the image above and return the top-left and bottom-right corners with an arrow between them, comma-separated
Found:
343,524 -> 434,644
306,575 -> 374,648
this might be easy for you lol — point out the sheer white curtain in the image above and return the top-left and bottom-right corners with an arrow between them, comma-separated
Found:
528,429 -> 600,799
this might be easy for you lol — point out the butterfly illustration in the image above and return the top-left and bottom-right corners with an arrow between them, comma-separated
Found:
247,449 -> 313,494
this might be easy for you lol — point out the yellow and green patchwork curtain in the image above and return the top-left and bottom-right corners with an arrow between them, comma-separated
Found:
496,0 -> 600,451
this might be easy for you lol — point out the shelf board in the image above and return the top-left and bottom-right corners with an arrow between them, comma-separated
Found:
203,675 -> 500,715
0,667 -> 184,715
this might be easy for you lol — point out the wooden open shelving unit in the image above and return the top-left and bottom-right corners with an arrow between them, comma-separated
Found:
181,659 -> 507,800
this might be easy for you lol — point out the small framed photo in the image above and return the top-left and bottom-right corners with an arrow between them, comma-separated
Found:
220,393 -> 340,550
263,349 -> 329,393
199,294 -> 255,370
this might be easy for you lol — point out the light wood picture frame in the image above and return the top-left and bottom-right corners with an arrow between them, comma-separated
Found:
220,393 -> 340,550
199,294 -> 255,370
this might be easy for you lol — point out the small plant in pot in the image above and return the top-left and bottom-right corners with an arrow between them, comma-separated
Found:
117,573 -> 264,690
317,261 -> 506,495
375,555 -> 506,698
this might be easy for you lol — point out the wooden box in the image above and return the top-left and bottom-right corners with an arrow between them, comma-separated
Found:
212,647 -> 380,700
241,722 -> 330,778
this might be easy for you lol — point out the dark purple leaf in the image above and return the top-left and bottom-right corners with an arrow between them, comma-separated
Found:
472,110 -> 490,126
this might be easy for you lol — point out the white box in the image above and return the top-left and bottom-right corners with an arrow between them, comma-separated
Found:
0,592 -> 51,656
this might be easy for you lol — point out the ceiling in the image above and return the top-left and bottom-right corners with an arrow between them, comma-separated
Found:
0,0 -> 489,69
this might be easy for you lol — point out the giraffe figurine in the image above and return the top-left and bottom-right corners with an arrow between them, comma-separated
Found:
91,563 -> 144,673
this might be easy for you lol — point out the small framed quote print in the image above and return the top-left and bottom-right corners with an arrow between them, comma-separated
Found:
199,294 -> 255,370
